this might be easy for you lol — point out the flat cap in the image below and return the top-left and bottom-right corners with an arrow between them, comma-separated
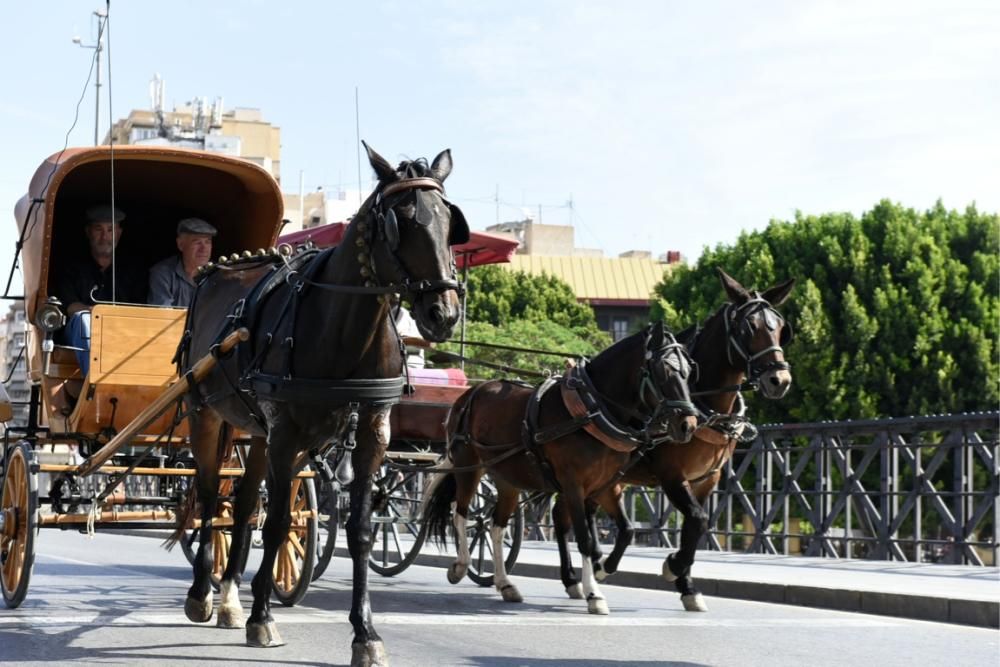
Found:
85,204 -> 126,224
177,217 -> 218,236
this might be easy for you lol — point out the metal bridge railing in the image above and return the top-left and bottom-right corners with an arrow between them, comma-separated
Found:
524,412 -> 999,567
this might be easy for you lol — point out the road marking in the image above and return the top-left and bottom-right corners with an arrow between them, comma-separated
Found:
0,611 -> 900,628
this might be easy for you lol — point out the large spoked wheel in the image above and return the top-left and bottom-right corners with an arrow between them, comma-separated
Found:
466,477 -> 523,587
180,478 -> 251,591
1,442 -> 38,609
311,477 -> 341,581
271,476 -> 318,606
368,464 -> 428,576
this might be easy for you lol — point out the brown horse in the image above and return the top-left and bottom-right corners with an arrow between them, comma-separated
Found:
423,322 -> 699,614
173,143 -> 468,667
552,268 -> 795,612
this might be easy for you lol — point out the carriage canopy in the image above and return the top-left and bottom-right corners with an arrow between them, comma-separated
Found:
13,145 -> 283,323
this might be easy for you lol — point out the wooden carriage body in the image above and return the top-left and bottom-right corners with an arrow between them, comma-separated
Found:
12,146 -> 283,438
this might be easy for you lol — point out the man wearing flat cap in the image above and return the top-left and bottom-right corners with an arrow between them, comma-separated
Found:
54,204 -> 147,377
148,217 -> 217,307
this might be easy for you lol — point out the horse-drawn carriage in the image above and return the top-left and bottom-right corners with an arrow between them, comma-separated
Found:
0,143 -> 522,613
2,142 -> 795,667
0,145 -> 331,607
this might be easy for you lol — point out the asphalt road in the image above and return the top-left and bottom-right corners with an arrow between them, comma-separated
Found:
1,531 -> 996,666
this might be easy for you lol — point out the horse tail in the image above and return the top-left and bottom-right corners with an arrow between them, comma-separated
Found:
422,464 -> 457,548
163,421 -> 233,550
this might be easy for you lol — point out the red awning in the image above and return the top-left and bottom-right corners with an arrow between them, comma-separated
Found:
279,222 -> 519,269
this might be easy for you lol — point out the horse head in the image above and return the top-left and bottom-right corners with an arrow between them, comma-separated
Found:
591,321 -> 699,444
361,142 -> 469,342
716,268 -> 795,399
643,321 -> 700,442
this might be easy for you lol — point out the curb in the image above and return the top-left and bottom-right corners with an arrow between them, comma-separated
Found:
114,531 -> 998,630
346,548 -> 999,629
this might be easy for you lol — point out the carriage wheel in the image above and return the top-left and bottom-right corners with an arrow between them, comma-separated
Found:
271,476 -> 318,606
180,480 -> 251,590
367,464 -> 428,577
311,477 -> 341,581
466,477 -> 523,587
1,442 -> 38,609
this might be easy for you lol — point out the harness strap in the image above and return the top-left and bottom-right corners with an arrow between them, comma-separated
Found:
522,377 -> 563,492
559,381 -> 637,453
249,374 -> 405,405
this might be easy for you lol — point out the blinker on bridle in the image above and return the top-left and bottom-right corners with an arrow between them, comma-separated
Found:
367,177 -> 465,298
638,328 -> 698,426
724,294 -> 792,379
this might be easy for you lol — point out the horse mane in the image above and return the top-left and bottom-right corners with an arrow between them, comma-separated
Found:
395,157 -> 432,179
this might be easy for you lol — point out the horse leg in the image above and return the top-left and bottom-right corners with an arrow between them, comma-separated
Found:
491,482 -> 522,603
566,486 -> 609,615
346,413 -> 391,667
585,500 -> 606,580
245,435 -> 296,648
594,486 -> 634,582
447,467 -> 481,585
216,438 -> 267,629
552,496 -> 582,599
661,477 -> 713,612
184,411 -> 223,623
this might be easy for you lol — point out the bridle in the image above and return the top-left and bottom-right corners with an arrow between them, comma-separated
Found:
365,176 -> 467,298
637,328 -> 699,429
573,325 -> 698,437
723,294 -> 792,381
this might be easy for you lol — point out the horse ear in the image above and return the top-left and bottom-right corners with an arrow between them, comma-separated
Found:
761,277 -> 796,307
362,141 -> 396,183
431,149 -> 453,183
716,267 -> 750,304
651,320 -> 665,347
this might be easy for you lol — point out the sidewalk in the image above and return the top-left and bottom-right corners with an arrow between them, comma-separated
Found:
397,541 -> 1000,628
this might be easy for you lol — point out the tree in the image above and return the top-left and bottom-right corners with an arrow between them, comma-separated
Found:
438,266 -> 611,378
652,200 -> 998,422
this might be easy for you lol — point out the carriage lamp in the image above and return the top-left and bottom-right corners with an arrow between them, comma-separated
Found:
36,298 -> 66,333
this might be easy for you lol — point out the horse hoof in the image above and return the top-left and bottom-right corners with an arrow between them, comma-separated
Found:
565,583 -> 584,600
184,594 -> 213,623
661,557 -> 678,583
498,584 -> 523,603
587,594 -> 610,615
246,620 -> 284,648
351,639 -> 389,667
682,592 -> 708,612
446,563 -> 467,585
216,605 -> 245,629
594,563 -> 610,582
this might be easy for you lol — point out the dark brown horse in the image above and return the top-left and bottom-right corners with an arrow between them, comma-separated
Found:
552,268 -> 794,612
174,143 -> 468,667
423,322 -> 699,614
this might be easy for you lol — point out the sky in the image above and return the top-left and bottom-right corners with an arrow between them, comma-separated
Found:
1,1 -> 997,296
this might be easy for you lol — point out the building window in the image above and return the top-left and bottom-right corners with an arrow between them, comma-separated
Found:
611,317 -> 629,342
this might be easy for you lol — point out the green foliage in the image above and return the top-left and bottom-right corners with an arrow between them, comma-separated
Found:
464,265 -> 599,330
441,265 -> 611,379
651,200 -> 999,422
440,319 -> 607,380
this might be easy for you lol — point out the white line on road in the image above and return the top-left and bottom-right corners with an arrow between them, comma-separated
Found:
0,611 -> 900,628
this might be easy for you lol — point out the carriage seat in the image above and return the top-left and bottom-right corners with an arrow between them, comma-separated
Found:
406,367 -> 467,387
49,345 -> 84,380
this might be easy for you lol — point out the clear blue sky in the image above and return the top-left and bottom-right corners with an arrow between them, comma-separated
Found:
2,1 -> 997,295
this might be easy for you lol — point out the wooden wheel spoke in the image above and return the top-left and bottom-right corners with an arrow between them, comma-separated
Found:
288,532 -> 306,559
